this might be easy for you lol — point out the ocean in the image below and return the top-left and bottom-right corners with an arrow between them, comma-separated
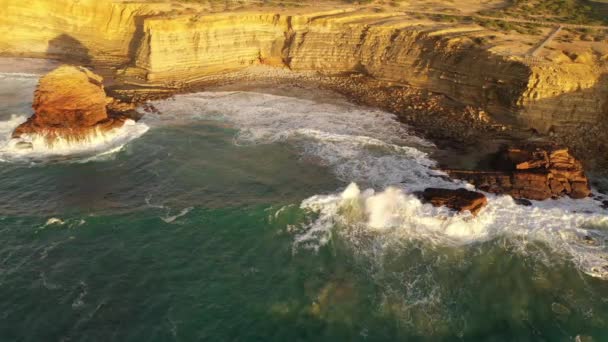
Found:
0,69 -> 608,341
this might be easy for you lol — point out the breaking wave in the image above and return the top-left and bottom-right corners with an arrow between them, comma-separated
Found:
298,183 -> 608,278
0,115 -> 149,163
148,91 -> 608,279
0,72 -> 149,163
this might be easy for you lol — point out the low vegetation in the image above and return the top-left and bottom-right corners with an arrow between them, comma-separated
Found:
474,18 -> 544,35
479,0 -> 608,25
421,13 -> 545,35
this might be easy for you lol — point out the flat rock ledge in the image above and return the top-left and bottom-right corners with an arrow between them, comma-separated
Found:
416,188 -> 488,216
445,143 -> 591,201
12,65 -> 132,143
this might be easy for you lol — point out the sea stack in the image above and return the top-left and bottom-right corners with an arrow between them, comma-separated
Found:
12,65 -> 127,144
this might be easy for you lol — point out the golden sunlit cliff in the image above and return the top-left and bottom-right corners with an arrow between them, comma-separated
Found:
2,0 -> 607,154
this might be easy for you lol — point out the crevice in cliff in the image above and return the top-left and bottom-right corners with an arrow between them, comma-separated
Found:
354,25 -> 370,56
281,16 -> 295,68
126,15 -> 147,68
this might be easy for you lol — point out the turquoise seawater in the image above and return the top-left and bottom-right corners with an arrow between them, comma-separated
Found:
1,71 -> 608,341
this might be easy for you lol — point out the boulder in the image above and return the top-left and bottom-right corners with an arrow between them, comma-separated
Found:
416,188 -> 487,216
446,143 -> 591,200
12,65 -> 125,141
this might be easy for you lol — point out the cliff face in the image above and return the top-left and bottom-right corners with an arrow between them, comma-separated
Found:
286,16 -> 532,117
127,9 -> 534,117
520,59 -> 608,133
0,0 -> 173,65
1,0 -> 607,140
133,13 -> 288,83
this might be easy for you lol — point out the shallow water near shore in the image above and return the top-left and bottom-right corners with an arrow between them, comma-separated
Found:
1,71 -> 608,341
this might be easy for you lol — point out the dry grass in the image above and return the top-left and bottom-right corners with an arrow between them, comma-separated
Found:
479,0 -> 608,25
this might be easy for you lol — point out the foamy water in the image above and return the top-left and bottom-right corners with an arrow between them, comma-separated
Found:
149,91 -> 608,279
0,115 -> 149,163
0,73 -> 149,163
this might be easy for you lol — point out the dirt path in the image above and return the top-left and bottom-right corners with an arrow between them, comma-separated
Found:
528,25 -> 562,56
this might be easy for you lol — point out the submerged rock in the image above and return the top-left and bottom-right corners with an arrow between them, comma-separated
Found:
12,65 -> 126,143
446,143 -> 591,200
416,188 -> 487,216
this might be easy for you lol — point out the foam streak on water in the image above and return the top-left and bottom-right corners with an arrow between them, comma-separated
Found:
148,91 -> 608,279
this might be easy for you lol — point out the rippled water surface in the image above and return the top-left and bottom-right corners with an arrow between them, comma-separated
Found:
1,70 -> 608,341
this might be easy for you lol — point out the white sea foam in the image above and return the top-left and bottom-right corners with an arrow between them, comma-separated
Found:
0,72 -> 149,163
44,217 -> 65,226
161,207 -> 193,223
41,217 -> 86,229
0,115 -> 149,163
0,72 -> 40,79
148,91 -> 608,279
297,183 -> 608,278
145,91 -> 438,187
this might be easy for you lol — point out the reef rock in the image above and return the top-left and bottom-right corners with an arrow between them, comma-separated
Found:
446,144 -> 591,200
12,65 -> 125,142
416,188 -> 487,216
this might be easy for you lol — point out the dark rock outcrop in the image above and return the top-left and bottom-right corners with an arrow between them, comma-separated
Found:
12,65 -> 126,142
416,188 -> 488,216
446,143 -> 591,200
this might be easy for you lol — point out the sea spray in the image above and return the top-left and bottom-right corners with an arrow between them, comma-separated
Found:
146,91 -> 608,278
0,115 -> 149,162
0,72 -> 149,163
297,183 -> 608,278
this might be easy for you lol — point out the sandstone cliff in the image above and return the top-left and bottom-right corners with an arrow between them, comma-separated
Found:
1,0 -> 607,157
1,0 -> 174,65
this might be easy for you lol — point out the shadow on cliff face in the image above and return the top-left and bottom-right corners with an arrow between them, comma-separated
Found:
47,34 -> 92,66
382,32 -> 533,126
526,72 -> 608,172
126,14 -> 161,68
127,16 -> 147,66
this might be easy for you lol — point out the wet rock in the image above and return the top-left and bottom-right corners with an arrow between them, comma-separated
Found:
514,198 -> 533,206
416,188 -> 487,216
446,143 -> 591,201
12,65 -> 125,142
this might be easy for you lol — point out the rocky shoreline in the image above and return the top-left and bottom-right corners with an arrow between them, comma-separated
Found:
107,65 -> 551,162
4,0 -> 607,174
10,62 -> 599,216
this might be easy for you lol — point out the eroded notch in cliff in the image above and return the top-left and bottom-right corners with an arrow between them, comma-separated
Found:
281,16 -> 296,67
126,14 -> 160,69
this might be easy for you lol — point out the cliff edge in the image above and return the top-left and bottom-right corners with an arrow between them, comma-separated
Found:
2,0 -> 608,168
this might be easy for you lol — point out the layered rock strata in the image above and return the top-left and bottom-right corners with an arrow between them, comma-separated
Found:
2,0 -> 608,166
446,144 -> 591,200
122,8 -> 607,136
1,0 -> 175,65
12,66 -> 127,143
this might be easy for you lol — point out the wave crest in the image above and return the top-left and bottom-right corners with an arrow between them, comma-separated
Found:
0,115 -> 149,163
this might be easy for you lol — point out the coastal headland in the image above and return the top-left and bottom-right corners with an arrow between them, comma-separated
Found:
2,0 -> 608,172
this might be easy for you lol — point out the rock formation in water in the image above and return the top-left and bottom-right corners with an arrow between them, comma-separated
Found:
3,0 -> 606,129
446,144 -> 591,200
12,66 -> 126,142
2,0 -> 608,167
416,188 -> 488,216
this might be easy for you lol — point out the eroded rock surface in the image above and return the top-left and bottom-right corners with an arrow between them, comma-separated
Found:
446,144 -> 591,200
12,65 -> 126,142
416,188 -> 488,216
